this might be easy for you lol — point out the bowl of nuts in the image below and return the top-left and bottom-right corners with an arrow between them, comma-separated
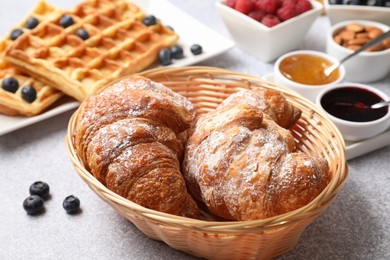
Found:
215,0 -> 322,62
326,20 -> 390,82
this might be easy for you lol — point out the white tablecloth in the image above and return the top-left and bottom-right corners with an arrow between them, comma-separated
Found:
1,0 -> 389,259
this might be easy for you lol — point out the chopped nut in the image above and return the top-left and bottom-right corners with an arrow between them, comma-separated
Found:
356,32 -> 369,39
346,24 -> 364,33
333,35 -> 343,45
366,43 -> 384,52
365,26 -> 379,32
348,38 -> 370,45
332,23 -> 389,52
346,45 -> 362,51
382,38 -> 390,49
339,30 -> 355,41
368,29 -> 383,39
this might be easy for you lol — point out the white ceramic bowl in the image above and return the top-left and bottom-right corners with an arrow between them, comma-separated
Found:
316,83 -> 390,141
274,50 -> 346,102
324,0 -> 390,26
326,20 -> 390,83
215,0 -> 322,62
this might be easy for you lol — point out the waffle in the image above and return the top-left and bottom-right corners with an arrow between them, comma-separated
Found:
0,0 -> 64,116
5,0 -> 179,102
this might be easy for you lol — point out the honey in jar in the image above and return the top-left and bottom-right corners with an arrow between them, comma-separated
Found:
279,54 -> 340,85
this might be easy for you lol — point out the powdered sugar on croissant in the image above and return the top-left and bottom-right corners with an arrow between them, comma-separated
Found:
183,89 -> 329,221
73,76 -> 199,218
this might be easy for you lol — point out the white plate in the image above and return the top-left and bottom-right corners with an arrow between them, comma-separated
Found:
0,98 -> 80,136
133,0 -> 235,68
262,73 -> 390,160
0,0 -> 234,136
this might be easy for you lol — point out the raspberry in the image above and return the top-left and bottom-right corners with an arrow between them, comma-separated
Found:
296,0 -> 312,14
260,0 -> 279,14
225,0 -> 237,8
280,0 -> 297,8
277,5 -> 297,21
235,0 -> 255,14
248,10 -> 266,21
254,0 -> 263,11
261,14 -> 281,27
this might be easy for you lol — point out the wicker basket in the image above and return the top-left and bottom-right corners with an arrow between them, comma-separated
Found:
66,66 -> 348,260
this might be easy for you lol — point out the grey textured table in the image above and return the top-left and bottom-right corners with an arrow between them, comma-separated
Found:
1,0 -> 389,259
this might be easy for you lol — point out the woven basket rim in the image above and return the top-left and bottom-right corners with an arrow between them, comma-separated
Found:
66,66 -> 348,233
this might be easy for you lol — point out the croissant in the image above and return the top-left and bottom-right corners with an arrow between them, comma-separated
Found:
73,76 -> 199,218
183,89 -> 330,221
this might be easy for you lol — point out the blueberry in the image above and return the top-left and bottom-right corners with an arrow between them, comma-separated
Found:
342,0 -> 365,4
23,195 -> 44,215
190,44 -> 203,55
2,77 -> 19,93
367,0 -> 385,5
166,25 -> 174,32
63,195 -> 80,214
29,181 -> 50,199
171,45 -> 184,59
76,28 -> 89,40
158,48 -> 172,66
59,15 -> 74,28
10,29 -> 23,40
26,17 -> 39,30
142,15 -> 157,26
21,85 -> 37,103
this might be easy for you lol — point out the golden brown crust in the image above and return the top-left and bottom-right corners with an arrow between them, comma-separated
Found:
73,76 -> 199,218
4,0 -> 179,101
183,89 -> 329,221
86,118 -> 184,185
74,76 -> 195,168
217,88 -> 302,129
0,0 -> 64,117
265,153 -> 330,216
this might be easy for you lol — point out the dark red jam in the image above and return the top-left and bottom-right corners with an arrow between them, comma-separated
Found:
320,87 -> 388,122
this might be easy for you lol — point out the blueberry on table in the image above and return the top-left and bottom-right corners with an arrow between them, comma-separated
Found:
10,29 -> 23,40
60,15 -> 74,28
23,195 -> 44,215
76,28 -> 89,40
25,17 -> 39,30
21,85 -> 37,103
142,15 -> 157,26
190,44 -> 203,55
2,77 -> 19,93
63,195 -> 80,214
158,48 -> 172,66
171,45 -> 184,59
29,181 -> 50,199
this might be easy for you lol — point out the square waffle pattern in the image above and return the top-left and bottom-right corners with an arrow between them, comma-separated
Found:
5,0 -> 179,101
0,0 -> 64,116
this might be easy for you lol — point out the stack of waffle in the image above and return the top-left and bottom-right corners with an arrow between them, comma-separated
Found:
1,0 -> 179,116
0,0 -> 63,116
